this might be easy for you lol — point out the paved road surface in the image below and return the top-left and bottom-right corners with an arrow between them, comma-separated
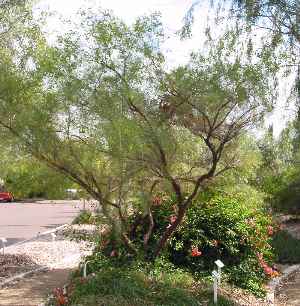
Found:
0,200 -> 83,246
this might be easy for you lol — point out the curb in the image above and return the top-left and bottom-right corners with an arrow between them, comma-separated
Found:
0,266 -> 49,288
266,264 -> 300,305
3,224 -> 68,251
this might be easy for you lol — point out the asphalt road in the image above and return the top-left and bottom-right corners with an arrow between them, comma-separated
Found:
0,200 -> 83,247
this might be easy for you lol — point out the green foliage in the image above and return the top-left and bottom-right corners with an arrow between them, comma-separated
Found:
256,123 -> 300,213
270,168 -> 300,213
272,229 -> 300,264
72,210 -> 100,225
68,256 -> 233,306
166,191 -> 274,295
0,155 -> 75,199
126,183 -> 275,296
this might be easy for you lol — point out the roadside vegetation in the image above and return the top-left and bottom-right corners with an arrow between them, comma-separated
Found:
272,229 -> 300,264
67,259 -> 234,306
1,0 -> 299,305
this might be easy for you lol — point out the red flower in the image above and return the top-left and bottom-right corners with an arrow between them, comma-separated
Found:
263,266 -> 273,276
170,215 -> 177,224
110,250 -> 118,257
267,225 -> 274,236
271,270 -> 280,278
191,246 -> 202,257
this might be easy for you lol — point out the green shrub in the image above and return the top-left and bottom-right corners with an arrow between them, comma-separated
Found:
72,210 -> 94,224
165,193 -> 274,296
68,257 -> 234,306
260,167 -> 300,213
272,229 -> 300,263
126,187 -> 272,296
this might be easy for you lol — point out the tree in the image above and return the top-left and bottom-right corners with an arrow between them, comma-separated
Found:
230,0 -> 300,45
0,144 -> 75,199
0,8 -> 274,258
182,1 -> 299,45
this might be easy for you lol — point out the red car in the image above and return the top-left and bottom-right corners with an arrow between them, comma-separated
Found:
0,192 -> 14,202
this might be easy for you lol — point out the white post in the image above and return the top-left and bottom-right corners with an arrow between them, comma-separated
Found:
83,261 -> 90,278
214,259 -> 225,285
212,270 -> 219,304
0,237 -> 7,255
51,232 -> 56,242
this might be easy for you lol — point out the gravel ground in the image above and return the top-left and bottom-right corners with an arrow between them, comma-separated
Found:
5,239 -> 93,269
2,224 -> 95,275
0,254 -> 39,282
0,225 -> 95,282
220,284 -> 273,306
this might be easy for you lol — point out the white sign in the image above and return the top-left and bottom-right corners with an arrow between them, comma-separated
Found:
215,259 -> 225,284
212,270 -> 219,304
215,260 -> 224,268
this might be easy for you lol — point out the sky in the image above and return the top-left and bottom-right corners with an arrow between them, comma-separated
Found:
36,0 -> 211,68
35,0 -> 296,137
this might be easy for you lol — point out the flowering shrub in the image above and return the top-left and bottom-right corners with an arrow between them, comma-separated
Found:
98,187 -> 277,296
164,192 -> 276,296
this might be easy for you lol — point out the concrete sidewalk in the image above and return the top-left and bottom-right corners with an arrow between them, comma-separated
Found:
0,268 -> 72,306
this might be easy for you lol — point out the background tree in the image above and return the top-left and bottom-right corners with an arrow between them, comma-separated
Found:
0,143 -> 75,199
183,1 -> 299,45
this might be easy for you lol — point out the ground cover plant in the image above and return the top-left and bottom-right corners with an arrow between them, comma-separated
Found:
272,229 -> 300,264
62,257 -> 234,306
72,210 -> 96,225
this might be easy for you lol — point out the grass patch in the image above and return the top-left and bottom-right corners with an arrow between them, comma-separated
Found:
68,264 -> 233,306
272,230 -> 300,264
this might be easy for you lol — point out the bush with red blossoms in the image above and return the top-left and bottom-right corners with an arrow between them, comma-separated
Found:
98,187 -> 276,297
163,191 -> 276,297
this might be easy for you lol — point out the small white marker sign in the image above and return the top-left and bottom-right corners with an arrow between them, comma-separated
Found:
51,233 -> 56,242
0,237 -> 7,255
215,259 -> 224,268
215,259 -> 225,284
212,270 -> 219,304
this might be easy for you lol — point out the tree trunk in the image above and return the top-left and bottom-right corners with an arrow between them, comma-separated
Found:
153,202 -> 189,258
